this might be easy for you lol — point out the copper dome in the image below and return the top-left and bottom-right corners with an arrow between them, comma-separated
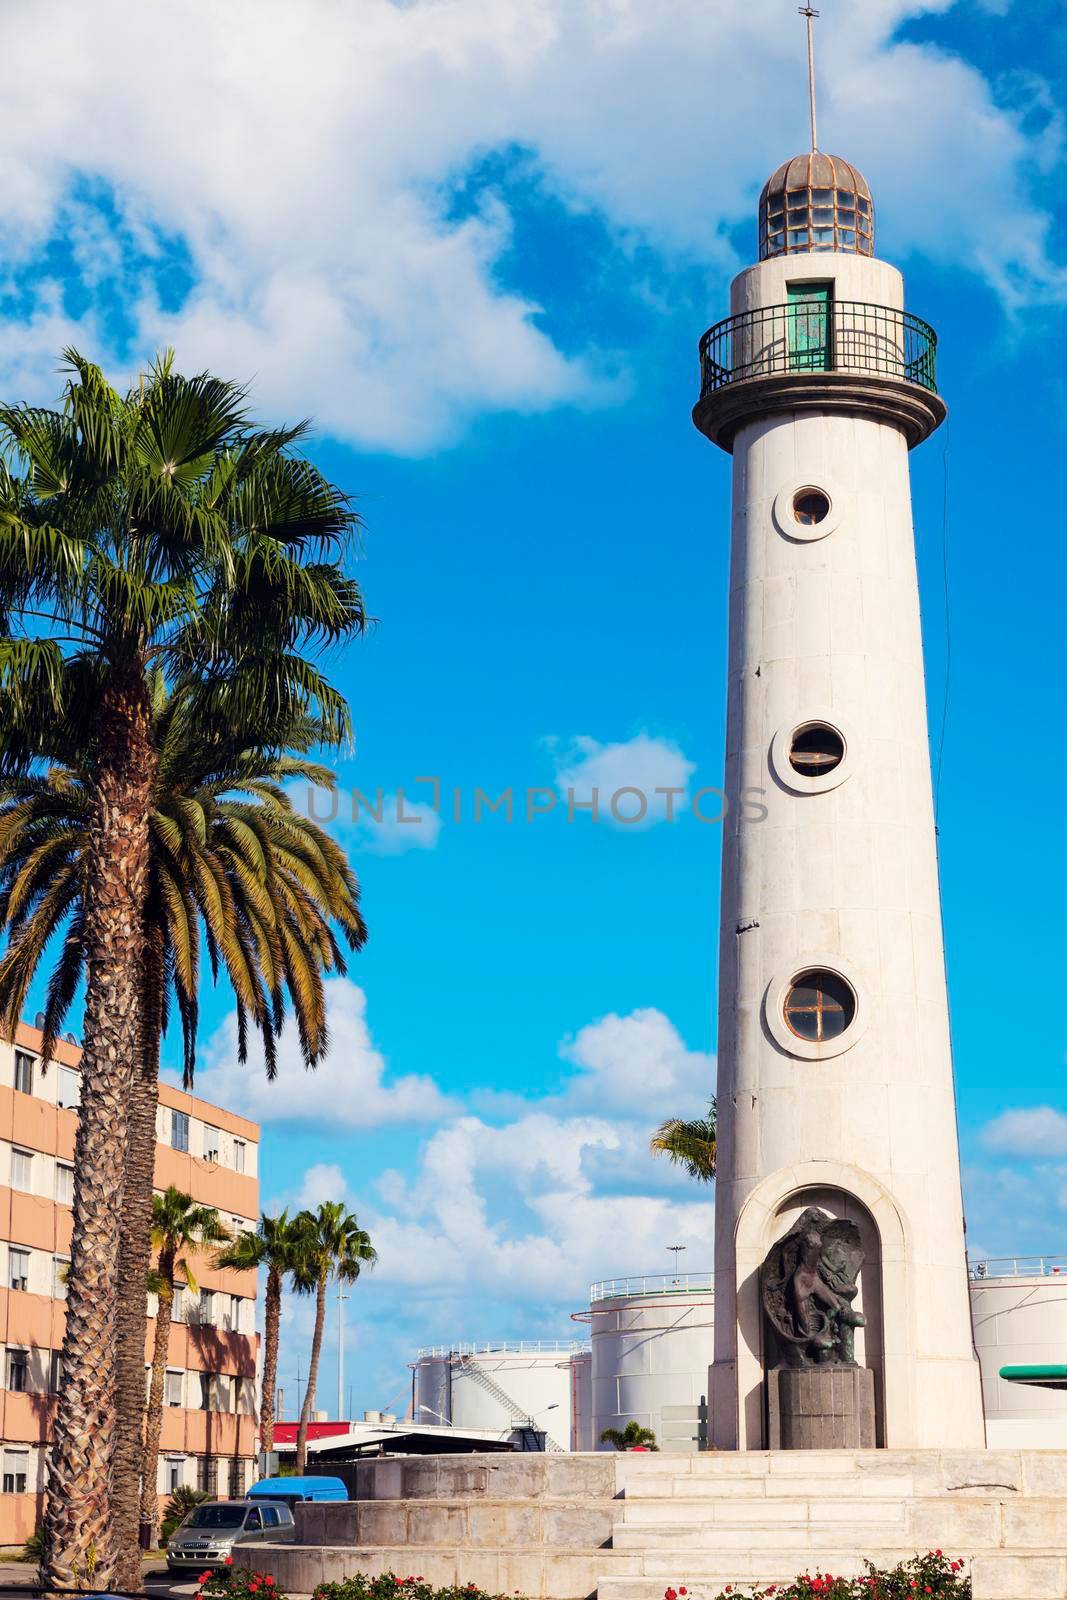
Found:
759,152 -> 874,260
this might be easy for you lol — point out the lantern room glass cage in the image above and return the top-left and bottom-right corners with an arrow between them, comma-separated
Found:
759,152 -> 874,260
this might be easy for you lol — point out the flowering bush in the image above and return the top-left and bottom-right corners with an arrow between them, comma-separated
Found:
313,1577 -> 513,1600
198,1565 -> 285,1600
670,1551 -> 971,1600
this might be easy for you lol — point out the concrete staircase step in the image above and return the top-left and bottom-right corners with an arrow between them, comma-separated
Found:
619,1496 -> 911,1526
620,1474 -> 916,1500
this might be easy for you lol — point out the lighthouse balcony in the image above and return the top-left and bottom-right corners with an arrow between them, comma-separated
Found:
693,298 -> 946,451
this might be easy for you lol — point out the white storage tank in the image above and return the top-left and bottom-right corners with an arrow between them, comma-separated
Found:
570,1350 -> 593,1451
969,1255 -> 1067,1447
413,1342 -> 585,1450
589,1272 -> 714,1453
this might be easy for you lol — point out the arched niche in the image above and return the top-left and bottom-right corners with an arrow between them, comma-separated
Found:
732,1161 -> 913,1449
769,1187 -> 884,1445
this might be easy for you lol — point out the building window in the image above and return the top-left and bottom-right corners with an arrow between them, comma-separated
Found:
10,1149 -> 32,1193
49,1352 -> 62,1394
2,1449 -> 29,1494
165,1456 -> 185,1494
57,1067 -> 81,1110
8,1248 -> 29,1293
233,1139 -> 246,1175
784,969 -> 856,1042
788,723 -> 845,777
165,1370 -> 184,1408
199,1372 -> 213,1411
53,1256 -> 69,1300
172,1284 -> 185,1323
55,1163 -> 75,1207
792,488 -> 830,526
197,1288 -> 214,1326
13,1052 -> 34,1095
197,1455 -> 219,1495
171,1111 -> 190,1152
203,1126 -> 220,1163
228,1457 -> 244,1497
219,1294 -> 237,1332
6,1350 -> 28,1393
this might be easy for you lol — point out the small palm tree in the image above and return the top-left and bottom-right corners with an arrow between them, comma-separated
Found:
600,1420 -> 659,1451
214,1212 -> 298,1454
649,1100 -> 717,1182
141,1190 -> 230,1544
290,1202 -> 376,1471
161,1485 -> 208,1545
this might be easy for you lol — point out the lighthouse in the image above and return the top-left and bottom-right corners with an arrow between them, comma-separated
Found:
694,106 -> 985,1445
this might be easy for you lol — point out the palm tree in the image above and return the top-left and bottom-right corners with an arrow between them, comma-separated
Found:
0,682 -> 366,1583
649,1100 -> 717,1182
0,349 -> 364,1586
290,1202 -> 376,1471
141,1190 -> 230,1543
600,1420 -> 659,1451
213,1212 -> 298,1455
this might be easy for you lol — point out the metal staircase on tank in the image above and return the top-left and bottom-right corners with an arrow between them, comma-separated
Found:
455,1354 -> 566,1451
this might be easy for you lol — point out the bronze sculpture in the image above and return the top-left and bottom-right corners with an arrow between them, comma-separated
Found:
761,1206 -> 866,1368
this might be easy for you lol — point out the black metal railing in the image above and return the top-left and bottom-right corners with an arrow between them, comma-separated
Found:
698,300 -> 938,400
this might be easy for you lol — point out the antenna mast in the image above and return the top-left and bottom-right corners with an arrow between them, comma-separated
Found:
799,6 -> 820,152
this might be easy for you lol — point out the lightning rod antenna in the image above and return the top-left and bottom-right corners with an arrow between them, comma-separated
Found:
799,6 -> 820,152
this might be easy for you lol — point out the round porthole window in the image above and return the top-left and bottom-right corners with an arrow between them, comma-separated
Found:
772,477 -> 845,542
784,970 -> 856,1043
793,487 -> 830,526
788,722 -> 845,778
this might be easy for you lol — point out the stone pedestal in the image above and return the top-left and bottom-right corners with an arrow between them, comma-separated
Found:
766,1365 -> 876,1450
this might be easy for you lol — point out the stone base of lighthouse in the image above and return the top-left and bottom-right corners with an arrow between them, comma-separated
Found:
256,1449 -> 1067,1600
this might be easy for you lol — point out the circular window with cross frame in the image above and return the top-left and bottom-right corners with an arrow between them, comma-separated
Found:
764,955 -> 868,1061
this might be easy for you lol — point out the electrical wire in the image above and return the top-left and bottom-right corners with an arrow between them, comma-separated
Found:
934,421 -> 952,825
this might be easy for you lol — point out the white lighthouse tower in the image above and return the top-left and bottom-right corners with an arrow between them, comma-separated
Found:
695,67 -> 985,1448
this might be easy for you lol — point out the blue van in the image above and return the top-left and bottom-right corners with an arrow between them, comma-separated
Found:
248,1475 -> 348,1506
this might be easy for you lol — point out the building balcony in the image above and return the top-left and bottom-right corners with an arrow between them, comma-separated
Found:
692,299 -> 946,451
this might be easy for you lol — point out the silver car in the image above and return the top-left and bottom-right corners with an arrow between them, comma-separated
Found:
166,1499 -> 296,1573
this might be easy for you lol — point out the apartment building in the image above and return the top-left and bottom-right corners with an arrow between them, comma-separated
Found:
0,1022 -> 261,1542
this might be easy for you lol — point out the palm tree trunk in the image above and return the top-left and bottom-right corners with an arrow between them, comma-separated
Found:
42,674 -> 156,1590
139,1245 -> 175,1545
295,1274 -> 327,1472
261,1264 -> 282,1456
112,922 -> 164,1590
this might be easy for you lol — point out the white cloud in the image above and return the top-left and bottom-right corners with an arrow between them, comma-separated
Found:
296,1163 -> 350,1209
549,733 -> 697,828
187,977 -> 454,1128
365,1110 -> 712,1303
560,1006 -> 714,1115
980,1106 -> 1067,1160
0,0 -> 1062,451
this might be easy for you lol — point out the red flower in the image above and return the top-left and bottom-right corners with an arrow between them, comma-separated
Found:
665,1588 -> 677,1600
199,1574 -> 213,1585
680,1590 -> 688,1596
935,1551 -> 942,1558
265,1582 -> 276,1589
225,1556 -> 235,1566
925,1589 -> 932,1594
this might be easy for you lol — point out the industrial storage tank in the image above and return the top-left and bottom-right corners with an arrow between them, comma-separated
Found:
413,1341 -> 586,1450
587,1272 -> 714,1452
570,1350 -> 593,1451
969,1255 -> 1067,1447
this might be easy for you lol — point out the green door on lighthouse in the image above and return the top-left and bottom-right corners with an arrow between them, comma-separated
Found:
787,282 -> 832,372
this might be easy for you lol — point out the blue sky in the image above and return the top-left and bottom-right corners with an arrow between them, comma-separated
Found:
5,0 -> 1067,1419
